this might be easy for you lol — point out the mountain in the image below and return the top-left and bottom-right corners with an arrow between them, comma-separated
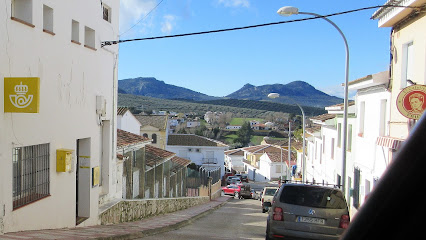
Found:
226,81 -> 342,108
118,77 -> 342,108
118,77 -> 218,101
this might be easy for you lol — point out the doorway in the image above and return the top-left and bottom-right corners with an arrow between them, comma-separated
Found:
76,138 -> 91,225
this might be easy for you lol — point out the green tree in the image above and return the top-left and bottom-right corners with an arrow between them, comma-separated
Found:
234,122 -> 253,146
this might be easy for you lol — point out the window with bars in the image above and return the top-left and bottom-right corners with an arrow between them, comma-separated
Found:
13,143 -> 50,209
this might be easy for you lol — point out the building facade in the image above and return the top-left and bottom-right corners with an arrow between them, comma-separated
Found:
0,0 -> 119,233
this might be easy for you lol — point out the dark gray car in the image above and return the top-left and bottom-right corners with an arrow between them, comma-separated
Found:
266,184 -> 350,240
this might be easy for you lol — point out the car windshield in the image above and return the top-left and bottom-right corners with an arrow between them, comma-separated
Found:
264,188 -> 277,196
280,185 -> 347,209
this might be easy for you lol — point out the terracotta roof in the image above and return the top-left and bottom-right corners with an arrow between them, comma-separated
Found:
135,115 -> 168,130
242,145 -> 281,154
167,134 -> 228,147
265,152 -> 297,166
310,113 -> 336,122
117,107 -> 128,116
225,148 -> 244,156
171,156 -> 191,166
263,138 -> 288,146
117,129 -> 151,148
145,145 -> 175,167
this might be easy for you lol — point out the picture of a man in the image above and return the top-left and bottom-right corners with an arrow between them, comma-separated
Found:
408,93 -> 425,114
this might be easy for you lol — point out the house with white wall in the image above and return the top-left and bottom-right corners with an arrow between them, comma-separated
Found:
347,71 -> 391,214
372,0 -> 425,157
117,107 -> 142,135
166,134 -> 229,177
224,148 -> 245,173
0,0 -> 119,234
258,151 -> 296,182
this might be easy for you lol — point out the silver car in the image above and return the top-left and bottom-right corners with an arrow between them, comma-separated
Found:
266,184 -> 350,240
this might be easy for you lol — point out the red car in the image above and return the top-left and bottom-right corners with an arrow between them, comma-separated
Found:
221,184 -> 241,197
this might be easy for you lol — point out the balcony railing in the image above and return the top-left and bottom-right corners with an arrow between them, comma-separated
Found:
202,158 -> 217,164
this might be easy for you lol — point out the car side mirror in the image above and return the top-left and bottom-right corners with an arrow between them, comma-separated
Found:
264,202 -> 272,207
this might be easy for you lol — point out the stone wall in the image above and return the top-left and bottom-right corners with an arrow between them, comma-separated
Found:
99,196 -> 209,225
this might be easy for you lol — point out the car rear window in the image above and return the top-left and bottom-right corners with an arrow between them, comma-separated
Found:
280,186 -> 347,209
264,188 -> 277,196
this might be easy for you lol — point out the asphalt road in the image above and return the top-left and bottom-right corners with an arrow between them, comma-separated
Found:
140,197 -> 268,240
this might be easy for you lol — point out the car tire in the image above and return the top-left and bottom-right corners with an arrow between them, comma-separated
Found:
234,191 -> 239,199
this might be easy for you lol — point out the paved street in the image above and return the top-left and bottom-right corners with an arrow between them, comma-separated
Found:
140,197 -> 267,240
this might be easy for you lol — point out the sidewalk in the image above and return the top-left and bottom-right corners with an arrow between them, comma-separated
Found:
0,196 -> 231,240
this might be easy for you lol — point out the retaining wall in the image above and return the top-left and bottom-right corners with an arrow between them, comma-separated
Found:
99,196 -> 209,225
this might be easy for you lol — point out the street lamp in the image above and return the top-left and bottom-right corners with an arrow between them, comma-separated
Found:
277,6 -> 349,194
268,93 -> 306,183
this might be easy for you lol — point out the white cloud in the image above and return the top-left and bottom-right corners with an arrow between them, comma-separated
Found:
217,0 -> 250,8
161,15 -> 177,34
120,0 -> 157,35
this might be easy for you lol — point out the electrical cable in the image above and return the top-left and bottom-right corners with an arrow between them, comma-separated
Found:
102,5 -> 421,47
119,0 -> 165,37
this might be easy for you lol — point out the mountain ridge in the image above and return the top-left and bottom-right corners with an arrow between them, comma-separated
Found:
118,77 -> 342,108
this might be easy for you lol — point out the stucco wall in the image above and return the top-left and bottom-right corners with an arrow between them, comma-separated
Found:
99,196 -> 209,225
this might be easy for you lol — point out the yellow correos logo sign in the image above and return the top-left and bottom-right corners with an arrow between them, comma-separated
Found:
396,85 -> 426,120
4,77 -> 40,113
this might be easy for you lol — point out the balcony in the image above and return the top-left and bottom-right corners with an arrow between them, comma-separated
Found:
202,158 -> 217,164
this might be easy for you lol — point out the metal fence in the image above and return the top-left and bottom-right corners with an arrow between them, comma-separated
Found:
186,167 -> 221,189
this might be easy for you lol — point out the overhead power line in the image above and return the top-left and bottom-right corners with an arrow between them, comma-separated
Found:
120,0 -> 166,37
102,5 -> 421,47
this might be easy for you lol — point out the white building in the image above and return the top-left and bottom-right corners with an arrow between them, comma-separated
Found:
348,71 -> 391,213
224,148 -> 244,172
117,107 -> 142,135
0,0 -> 119,234
259,151 -> 296,182
166,134 -> 229,176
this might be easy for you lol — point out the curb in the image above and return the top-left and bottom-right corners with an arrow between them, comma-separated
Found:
95,198 -> 230,240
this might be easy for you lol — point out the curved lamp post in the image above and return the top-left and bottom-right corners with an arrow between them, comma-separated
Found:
268,93 -> 306,183
277,6 -> 349,193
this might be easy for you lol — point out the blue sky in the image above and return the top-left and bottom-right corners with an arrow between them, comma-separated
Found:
118,0 -> 391,98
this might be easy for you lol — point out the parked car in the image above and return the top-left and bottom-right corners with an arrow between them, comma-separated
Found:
250,189 -> 259,200
240,175 -> 249,183
229,178 -> 242,185
266,183 -> 350,240
226,176 -> 239,185
262,187 -> 279,213
239,185 -> 252,199
221,184 -> 241,198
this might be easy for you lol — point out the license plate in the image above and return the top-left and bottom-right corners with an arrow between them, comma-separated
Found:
297,216 -> 325,225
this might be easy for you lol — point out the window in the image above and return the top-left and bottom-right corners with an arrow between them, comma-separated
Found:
275,165 -> 281,173
11,0 -> 34,27
322,136 -> 325,154
337,123 -> 342,148
84,26 -> 96,50
280,185 -> 347,209
358,101 -> 365,137
347,124 -> 352,152
43,5 -> 54,35
401,42 -> 414,89
353,168 -> 361,209
13,143 -> 50,209
331,138 -> 335,160
151,133 -> 157,144
142,133 -> 148,138
103,4 -> 111,23
71,20 -> 80,44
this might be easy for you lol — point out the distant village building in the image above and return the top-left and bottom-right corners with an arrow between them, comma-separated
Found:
166,134 -> 229,176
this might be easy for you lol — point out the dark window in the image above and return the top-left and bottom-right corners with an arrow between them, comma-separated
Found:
353,168 -> 361,209
13,143 -> 50,209
280,185 -> 347,209
152,134 -> 157,143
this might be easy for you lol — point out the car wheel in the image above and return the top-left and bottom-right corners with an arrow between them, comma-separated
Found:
234,191 -> 239,199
